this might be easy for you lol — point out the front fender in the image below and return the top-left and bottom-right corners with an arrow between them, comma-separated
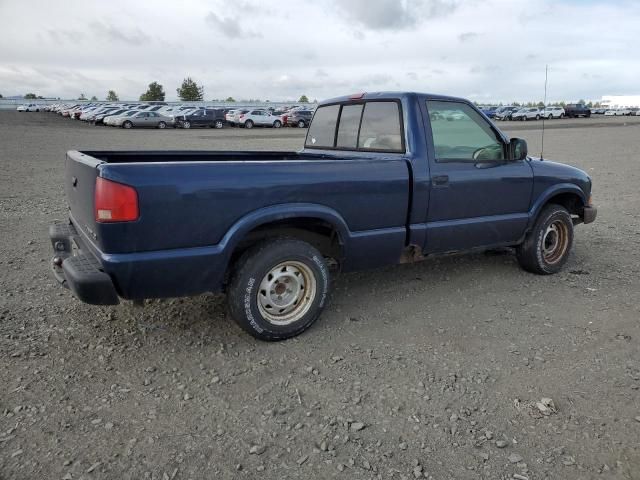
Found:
527,183 -> 587,227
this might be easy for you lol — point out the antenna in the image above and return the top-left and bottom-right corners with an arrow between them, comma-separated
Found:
540,64 -> 548,160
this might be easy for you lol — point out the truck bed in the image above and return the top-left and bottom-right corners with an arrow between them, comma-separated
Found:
68,149 -> 410,251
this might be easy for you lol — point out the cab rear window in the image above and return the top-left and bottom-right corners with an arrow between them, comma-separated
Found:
305,100 -> 404,152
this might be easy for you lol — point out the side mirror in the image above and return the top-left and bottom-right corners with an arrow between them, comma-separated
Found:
510,138 -> 528,160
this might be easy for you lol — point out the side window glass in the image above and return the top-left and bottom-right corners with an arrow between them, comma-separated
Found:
305,105 -> 340,148
357,102 -> 403,152
426,100 -> 504,162
336,104 -> 363,149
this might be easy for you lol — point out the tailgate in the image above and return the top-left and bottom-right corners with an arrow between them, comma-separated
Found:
65,151 -> 102,243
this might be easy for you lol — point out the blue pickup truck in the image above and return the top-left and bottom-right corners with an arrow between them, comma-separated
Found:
50,92 -> 596,340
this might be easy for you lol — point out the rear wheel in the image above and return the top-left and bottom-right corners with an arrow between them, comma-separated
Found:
123,121 -> 132,129
182,121 -> 191,129
227,238 -> 330,341
273,120 -> 282,128
297,120 -> 306,128
244,120 -> 254,129
516,204 -> 574,274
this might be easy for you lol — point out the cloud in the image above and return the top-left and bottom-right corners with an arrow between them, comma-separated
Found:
334,0 -> 459,30
458,32 -> 478,42
205,12 -> 259,39
89,21 -> 150,46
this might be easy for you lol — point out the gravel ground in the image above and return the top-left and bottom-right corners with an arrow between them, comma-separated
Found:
1,111 -> 639,480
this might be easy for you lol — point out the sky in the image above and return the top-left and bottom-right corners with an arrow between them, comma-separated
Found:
0,0 -> 638,103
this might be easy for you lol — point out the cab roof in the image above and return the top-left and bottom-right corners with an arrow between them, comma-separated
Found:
318,91 -> 467,105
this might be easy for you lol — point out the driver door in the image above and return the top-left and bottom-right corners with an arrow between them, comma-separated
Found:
424,100 -> 533,253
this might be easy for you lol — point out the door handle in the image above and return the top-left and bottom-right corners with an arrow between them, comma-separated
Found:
432,175 -> 449,186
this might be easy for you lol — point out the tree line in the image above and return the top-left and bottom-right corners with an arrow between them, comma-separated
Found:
15,78 -> 312,104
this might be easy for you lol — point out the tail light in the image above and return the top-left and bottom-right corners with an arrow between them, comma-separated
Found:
95,177 -> 139,222
239,114 -> 244,119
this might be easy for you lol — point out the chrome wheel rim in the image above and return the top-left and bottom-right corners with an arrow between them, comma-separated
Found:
257,261 -> 317,325
542,220 -> 569,264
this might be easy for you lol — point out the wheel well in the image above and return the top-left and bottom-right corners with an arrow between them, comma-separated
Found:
544,192 -> 584,216
227,218 -> 344,277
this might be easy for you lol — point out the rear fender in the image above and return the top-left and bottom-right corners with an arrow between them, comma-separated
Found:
219,203 -> 351,256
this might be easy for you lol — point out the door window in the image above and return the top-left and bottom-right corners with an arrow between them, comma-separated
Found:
426,101 -> 505,162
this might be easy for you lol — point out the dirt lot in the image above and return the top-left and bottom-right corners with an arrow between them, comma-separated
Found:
1,111 -> 639,480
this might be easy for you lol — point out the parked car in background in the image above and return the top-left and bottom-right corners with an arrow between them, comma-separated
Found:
176,109 -> 226,129
238,109 -> 283,128
17,103 -> 41,112
541,106 -> 565,119
287,110 -> 313,127
563,104 -> 591,118
494,106 -> 519,121
93,109 -> 127,125
616,107 -> 632,116
104,110 -> 138,126
604,109 -> 617,116
591,106 -> 607,114
114,111 -> 175,129
512,108 -> 542,121
480,106 -> 498,118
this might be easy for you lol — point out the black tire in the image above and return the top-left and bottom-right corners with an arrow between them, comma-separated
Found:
214,120 -> 224,129
244,120 -> 254,129
123,121 -> 132,129
227,238 -> 330,341
297,120 -> 306,128
535,115 -> 540,120
273,120 -> 282,128
560,113 -> 564,119
182,121 -> 190,129
516,204 -> 574,275
158,121 -> 166,129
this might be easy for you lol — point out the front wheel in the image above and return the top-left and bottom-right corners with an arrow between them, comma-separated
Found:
158,121 -> 166,129
516,204 -> 574,274
227,238 -> 330,341
297,120 -> 306,128
214,120 -> 224,129
535,115 -> 540,120
182,121 -> 190,129
123,121 -> 133,129
273,120 -> 282,128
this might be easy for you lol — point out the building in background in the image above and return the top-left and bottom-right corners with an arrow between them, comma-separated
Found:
601,95 -> 640,108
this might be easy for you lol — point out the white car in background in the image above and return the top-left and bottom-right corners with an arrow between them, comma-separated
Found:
605,108 -> 630,116
541,106 -> 565,119
512,107 -> 542,121
237,109 -> 284,128
17,103 -> 41,112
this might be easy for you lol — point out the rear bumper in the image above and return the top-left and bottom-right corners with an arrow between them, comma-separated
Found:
49,223 -> 120,305
50,218 -> 230,303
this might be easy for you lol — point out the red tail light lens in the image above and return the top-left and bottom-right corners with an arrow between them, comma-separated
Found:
95,177 -> 139,222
